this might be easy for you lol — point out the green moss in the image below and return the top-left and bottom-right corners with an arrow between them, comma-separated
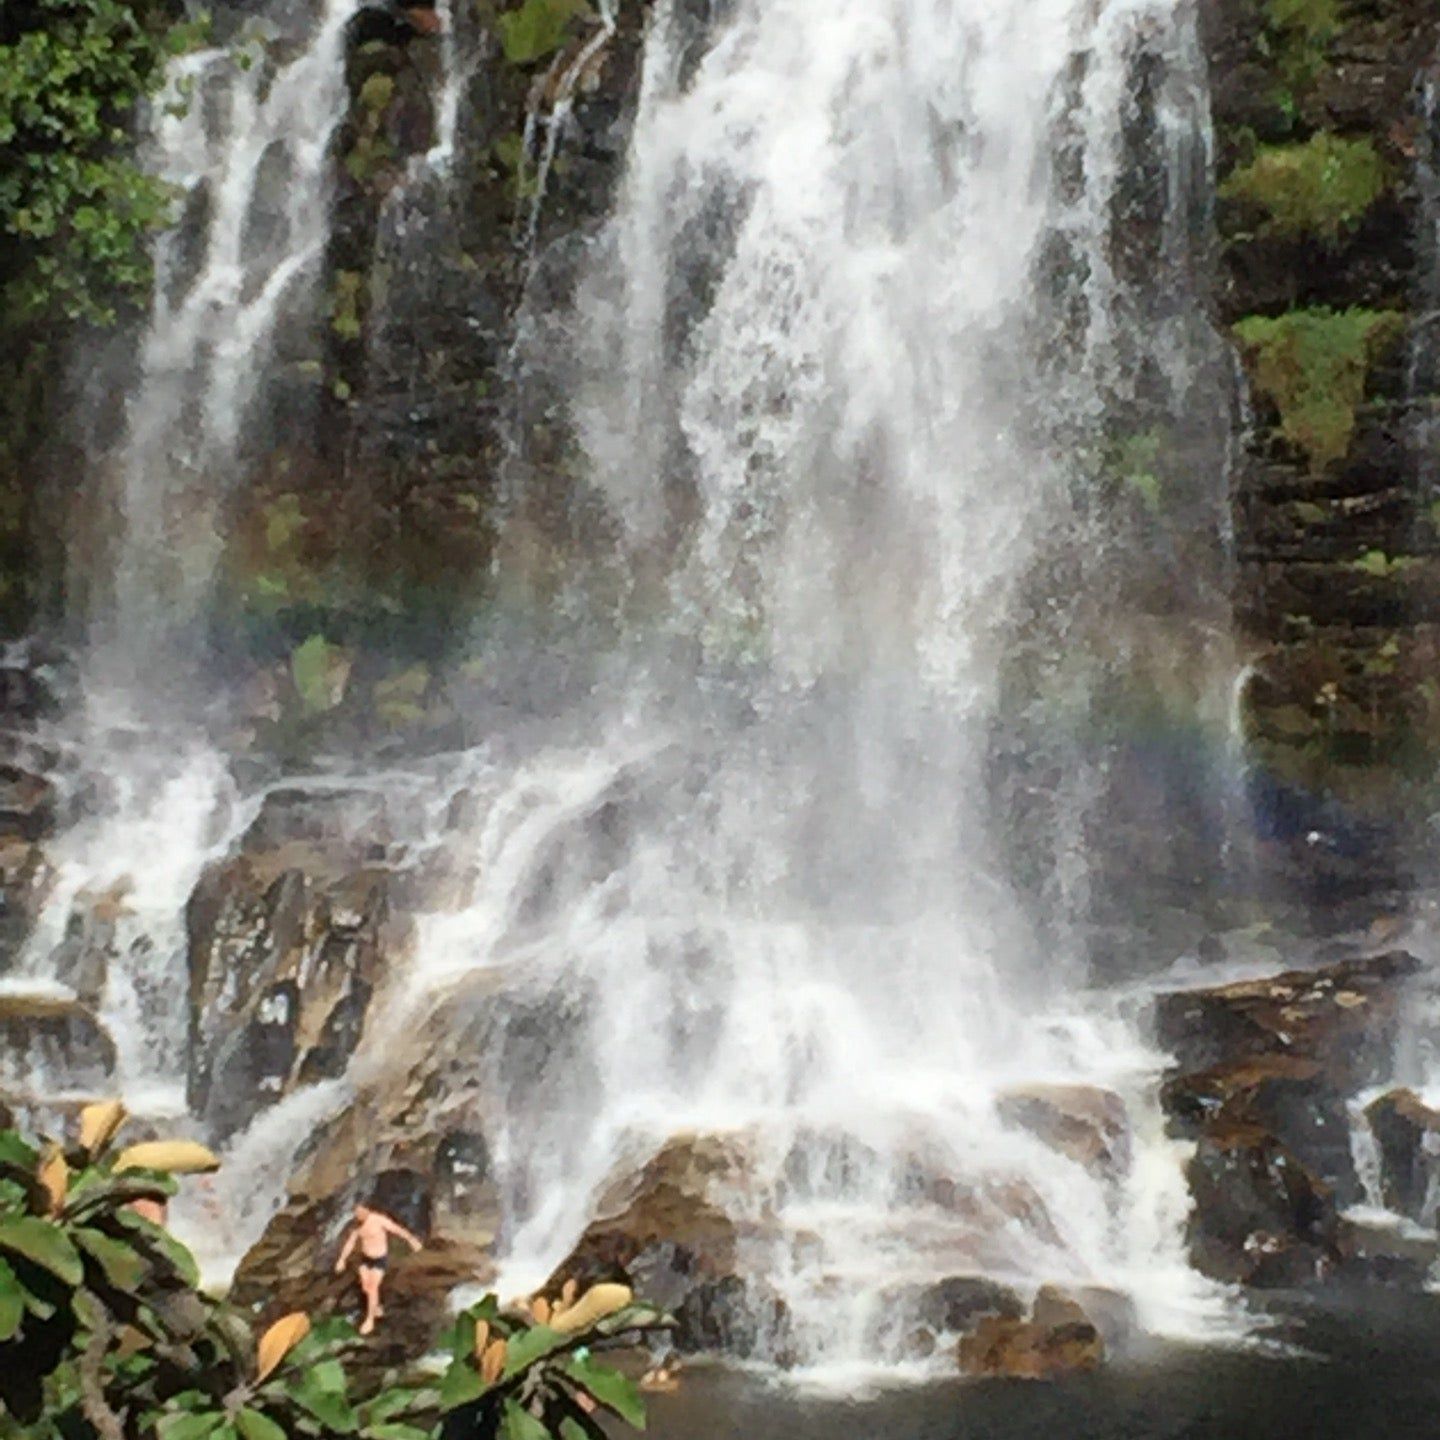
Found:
1351,548 -> 1416,578
373,662 -> 431,728
1267,0 -> 1339,42
358,72 -> 395,113
1232,307 -> 1403,470
1264,0 -> 1342,103
497,0 -> 592,65
1220,133 -> 1387,240
330,270 -> 364,342
344,129 -> 395,184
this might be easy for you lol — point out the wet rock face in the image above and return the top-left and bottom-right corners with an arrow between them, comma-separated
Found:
1158,951 -> 1419,1285
185,817 -> 407,1139
231,1067 -> 502,1331
1155,950 -> 1419,1087
1365,1088 -> 1440,1223
995,1085 -> 1131,1180
1187,1120 -> 1341,1286
957,1286 -> 1106,1380
0,836 -> 52,975
1203,0 -> 1440,882
0,995 -> 115,1097
546,1134 -> 791,1360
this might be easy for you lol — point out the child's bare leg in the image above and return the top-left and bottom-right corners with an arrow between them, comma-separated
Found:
359,1268 -> 382,1335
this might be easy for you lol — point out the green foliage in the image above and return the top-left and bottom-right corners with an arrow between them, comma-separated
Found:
496,0 -> 593,66
147,1315 -> 434,1440
332,270 -> 366,342
437,1292 -> 672,1440
0,1111 -> 200,1425
290,633 -> 351,715
0,1110 -> 669,1440
1232,307 -> 1403,470
1267,0 -> 1339,43
1351,548 -> 1415,578
0,0 -> 205,324
373,663 -> 432,729
358,72 -> 395,114
1220,133 -> 1387,240
1264,0 -> 1340,101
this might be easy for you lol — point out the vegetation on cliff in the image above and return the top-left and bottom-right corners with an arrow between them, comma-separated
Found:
1232,307 -> 1404,470
1219,133 -> 1388,240
0,0 -> 202,325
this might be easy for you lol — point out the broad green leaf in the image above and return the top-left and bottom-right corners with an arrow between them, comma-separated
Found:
367,1427 -> 432,1440
0,1131 -> 38,1176
21,1285 -> 56,1320
361,1389 -> 422,1424
112,1209 -> 200,1286
289,1371 -> 357,1434
157,1412 -> 227,1440
563,1357 -> 646,1429
496,0 -> 591,64
235,1408 -> 286,1440
75,1225 -> 149,1291
309,1358 -> 347,1395
0,1216 -> 83,1285
0,1257 -> 23,1340
500,1400 -> 551,1440
437,1358 -> 485,1410
502,1322 -> 568,1377
558,1413 -> 607,1440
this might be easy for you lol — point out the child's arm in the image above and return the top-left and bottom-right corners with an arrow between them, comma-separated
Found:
334,1226 -> 359,1273
381,1213 -> 423,1251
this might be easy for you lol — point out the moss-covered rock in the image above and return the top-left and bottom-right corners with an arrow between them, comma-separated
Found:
1232,308 -> 1405,471
1219,133 -> 1389,241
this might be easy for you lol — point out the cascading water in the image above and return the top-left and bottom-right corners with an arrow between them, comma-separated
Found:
17,2 -> 372,1115
24,0 -> 1254,1381
92,0 -> 365,677
379,0 -> 1239,1372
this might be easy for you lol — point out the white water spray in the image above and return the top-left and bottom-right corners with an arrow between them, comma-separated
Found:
373,0 -> 1241,1372
93,0 -> 363,672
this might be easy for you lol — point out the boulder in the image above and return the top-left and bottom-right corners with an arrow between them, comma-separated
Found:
995,1085 -> 1131,1179
957,1286 -> 1105,1380
0,765 -> 53,842
1157,952 -> 1425,1271
231,1069 -> 502,1335
909,1275 -> 1025,1336
1154,951 -> 1420,1090
47,884 -> 130,1008
1337,1215 -> 1440,1288
0,995 -> 115,1096
1161,1055 -> 1359,1206
186,852 -> 406,1139
0,837 -> 53,972
1185,1118 -> 1340,1286
546,1133 -> 787,1359
1364,1088 -> 1440,1223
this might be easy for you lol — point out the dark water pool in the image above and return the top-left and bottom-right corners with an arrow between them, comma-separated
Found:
646,1292 -> 1440,1439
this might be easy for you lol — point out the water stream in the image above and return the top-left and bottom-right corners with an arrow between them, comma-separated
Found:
30,0 -> 1257,1382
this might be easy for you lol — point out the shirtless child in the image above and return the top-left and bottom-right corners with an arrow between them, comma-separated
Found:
334,1203 -> 424,1335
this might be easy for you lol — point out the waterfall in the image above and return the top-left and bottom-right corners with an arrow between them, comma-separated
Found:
91,0 -> 364,686
21,0 -> 1253,1379
411,0 -> 1237,1370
